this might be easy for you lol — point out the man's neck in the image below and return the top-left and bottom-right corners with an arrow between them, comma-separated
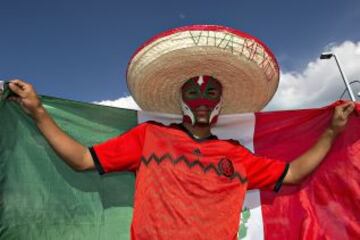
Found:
182,122 -> 212,139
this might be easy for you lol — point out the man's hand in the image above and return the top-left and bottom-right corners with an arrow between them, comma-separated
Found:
8,79 -> 44,118
329,101 -> 356,136
7,79 -> 94,171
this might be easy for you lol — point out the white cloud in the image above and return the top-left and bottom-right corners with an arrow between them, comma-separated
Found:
95,41 -> 360,112
94,95 -> 140,110
265,41 -> 360,111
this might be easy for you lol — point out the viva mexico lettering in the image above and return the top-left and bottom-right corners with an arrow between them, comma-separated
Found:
188,30 -> 277,81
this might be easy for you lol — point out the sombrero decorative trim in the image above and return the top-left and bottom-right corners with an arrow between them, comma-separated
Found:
127,25 -> 280,114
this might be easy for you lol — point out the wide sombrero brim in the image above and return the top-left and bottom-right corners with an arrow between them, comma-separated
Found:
127,25 -> 279,114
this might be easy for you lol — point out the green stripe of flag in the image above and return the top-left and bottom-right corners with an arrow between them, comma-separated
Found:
0,96 -> 137,240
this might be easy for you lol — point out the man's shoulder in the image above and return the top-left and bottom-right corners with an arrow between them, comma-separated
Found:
214,137 -> 253,153
216,137 -> 242,147
138,120 -> 180,131
141,120 -> 164,127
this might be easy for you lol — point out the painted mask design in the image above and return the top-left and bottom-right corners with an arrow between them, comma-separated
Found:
181,76 -> 222,125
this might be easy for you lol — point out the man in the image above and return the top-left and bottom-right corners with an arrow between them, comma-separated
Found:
7,25 -> 357,239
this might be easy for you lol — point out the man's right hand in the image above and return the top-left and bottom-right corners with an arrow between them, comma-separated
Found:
8,79 -> 95,171
8,79 -> 44,118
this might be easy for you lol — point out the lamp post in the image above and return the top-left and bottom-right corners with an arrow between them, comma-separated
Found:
0,81 -> 4,96
320,52 -> 356,101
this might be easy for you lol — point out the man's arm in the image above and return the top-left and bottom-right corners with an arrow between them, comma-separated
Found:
8,79 -> 95,171
284,101 -> 355,184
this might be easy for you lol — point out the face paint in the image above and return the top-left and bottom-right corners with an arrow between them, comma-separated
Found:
181,76 -> 222,125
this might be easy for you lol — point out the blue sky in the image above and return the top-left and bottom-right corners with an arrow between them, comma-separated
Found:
1,0 -> 360,109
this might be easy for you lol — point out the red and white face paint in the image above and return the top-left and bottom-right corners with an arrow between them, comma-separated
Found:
181,76 -> 222,125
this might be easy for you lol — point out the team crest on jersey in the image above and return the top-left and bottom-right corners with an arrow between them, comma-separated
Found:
218,158 -> 234,177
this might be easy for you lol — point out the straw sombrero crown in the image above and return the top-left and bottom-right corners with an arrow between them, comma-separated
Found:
127,25 -> 279,114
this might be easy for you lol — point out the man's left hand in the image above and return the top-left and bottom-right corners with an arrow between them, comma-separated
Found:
330,101 -> 356,136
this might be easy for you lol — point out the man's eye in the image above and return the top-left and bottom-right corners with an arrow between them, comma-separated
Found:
186,90 -> 198,96
207,90 -> 219,97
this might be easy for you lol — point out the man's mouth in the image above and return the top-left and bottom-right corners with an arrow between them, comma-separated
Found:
195,106 -> 210,115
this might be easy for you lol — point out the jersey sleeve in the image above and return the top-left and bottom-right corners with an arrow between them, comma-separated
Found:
89,122 -> 148,175
233,145 -> 289,192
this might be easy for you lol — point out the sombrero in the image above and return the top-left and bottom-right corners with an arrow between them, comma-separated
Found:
126,25 -> 279,114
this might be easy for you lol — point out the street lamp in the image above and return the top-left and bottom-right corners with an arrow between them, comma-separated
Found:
320,52 -> 356,101
0,81 -> 4,97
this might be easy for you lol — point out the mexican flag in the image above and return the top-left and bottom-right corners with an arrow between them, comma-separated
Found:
1,95 -> 359,239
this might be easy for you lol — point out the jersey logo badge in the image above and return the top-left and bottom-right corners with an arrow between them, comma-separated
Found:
218,158 -> 234,177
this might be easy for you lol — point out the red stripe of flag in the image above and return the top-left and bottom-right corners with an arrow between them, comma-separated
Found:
254,101 -> 360,239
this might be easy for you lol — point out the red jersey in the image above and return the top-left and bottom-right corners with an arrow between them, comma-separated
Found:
90,121 -> 288,240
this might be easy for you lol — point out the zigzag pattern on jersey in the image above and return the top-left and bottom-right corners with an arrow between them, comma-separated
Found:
141,153 -> 247,183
